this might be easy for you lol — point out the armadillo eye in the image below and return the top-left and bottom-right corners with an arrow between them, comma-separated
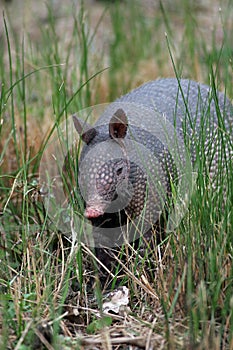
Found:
116,167 -> 123,176
112,192 -> 118,201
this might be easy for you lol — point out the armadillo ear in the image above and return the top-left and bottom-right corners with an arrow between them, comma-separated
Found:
72,115 -> 97,144
109,109 -> 128,139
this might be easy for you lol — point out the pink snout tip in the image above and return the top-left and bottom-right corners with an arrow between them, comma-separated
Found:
84,207 -> 104,219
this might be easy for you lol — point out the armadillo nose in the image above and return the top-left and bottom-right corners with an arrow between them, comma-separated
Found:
84,207 -> 104,219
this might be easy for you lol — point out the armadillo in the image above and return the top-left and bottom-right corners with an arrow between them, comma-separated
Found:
72,78 -> 233,247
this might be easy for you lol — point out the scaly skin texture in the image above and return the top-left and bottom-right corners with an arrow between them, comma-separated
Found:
73,78 -> 233,245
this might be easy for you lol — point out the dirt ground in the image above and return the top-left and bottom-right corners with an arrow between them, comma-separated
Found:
0,0 -> 230,66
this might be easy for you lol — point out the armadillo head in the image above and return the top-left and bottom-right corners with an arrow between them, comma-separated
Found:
73,109 -> 135,222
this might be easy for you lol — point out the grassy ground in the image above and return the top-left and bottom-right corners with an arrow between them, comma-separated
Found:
0,0 -> 233,349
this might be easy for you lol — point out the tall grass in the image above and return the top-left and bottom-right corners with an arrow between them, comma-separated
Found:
0,0 -> 232,349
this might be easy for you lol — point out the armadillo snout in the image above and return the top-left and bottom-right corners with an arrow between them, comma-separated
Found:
84,207 -> 104,219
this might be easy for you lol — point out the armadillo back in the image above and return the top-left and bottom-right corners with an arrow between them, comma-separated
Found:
118,78 -> 233,133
